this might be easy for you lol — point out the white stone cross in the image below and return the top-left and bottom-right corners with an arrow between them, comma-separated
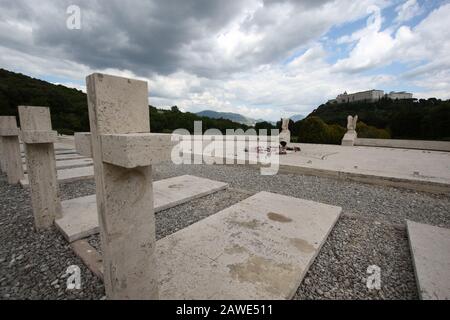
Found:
0,116 -> 24,184
18,106 -> 62,230
86,73 -> 174,299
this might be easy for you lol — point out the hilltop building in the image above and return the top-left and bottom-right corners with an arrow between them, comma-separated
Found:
386,91 -> 413,100
328,89 -> 413,104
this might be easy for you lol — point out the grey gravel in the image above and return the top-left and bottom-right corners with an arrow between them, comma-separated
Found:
0,173 -> 104,300
1,161 -> 450,300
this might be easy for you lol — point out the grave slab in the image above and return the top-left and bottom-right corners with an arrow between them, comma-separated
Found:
20,165 -> 94,187
55,175 -> 228,242
78,191 -> 341,299
23,158 -> 93,172
407,220 -> 450,300
156,191 -> 341,299
22,154 -> 86,163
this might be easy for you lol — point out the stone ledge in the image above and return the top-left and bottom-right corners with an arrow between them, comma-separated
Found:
21,130 -> 57,144
407,220 -> 450,300
101,133 -> 175,168
75,132 -> 92,157
0,128 -> 20,137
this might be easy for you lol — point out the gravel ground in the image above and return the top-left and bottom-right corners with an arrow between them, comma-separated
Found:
0,174 -> 104,300
1,162 -> 449,300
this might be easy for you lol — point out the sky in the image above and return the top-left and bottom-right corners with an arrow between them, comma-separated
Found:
0,0 -> 449,121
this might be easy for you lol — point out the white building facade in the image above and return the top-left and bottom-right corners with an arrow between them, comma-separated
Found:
387,91 -> 413,100
333,89 -> 413,104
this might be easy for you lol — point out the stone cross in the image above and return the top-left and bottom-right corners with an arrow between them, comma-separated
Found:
0,116 -> 24,184
347,115 -> 358,131
86,73 -> 173,299
18,106 -> 62,230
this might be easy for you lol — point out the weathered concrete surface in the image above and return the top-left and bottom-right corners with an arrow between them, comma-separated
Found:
20,165 -> 94,187
341,131 -> 357,146
0,138 -> 5,172
79,191 -> 341,299
75,132 -> 92,157
0,116 -> 24,184
3,136 -> 24,184
279,143 -> 450,194
21,130 -> 57,144
23,158 -> 93,172
23,144 -> 62,229
71,240 -> 104,280
55,175 -> 228,242
101,133 -> 174,168
155,191 -> 341,299
86,73 -> 158,299
355,138 -> 450,152
184,139 -> 450,194
407,220 -> 450,300
19,106 -> 62,230
55,135 -> 76,150
22,153 -> 86,163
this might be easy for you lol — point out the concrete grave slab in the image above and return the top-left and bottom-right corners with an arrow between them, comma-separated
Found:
78,191 -> 341,299
23,158 -> 93,172
155,191 -> 341,299
55,175 -> 228,242
22,154 -> 87,163
407,220 -> 450,300
20,165 -> 94,187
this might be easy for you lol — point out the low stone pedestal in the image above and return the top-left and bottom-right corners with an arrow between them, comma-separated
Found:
341,130 -> 357,146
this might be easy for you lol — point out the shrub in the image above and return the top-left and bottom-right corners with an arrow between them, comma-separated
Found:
297,116 -> 346,145
356,121 -> 390,139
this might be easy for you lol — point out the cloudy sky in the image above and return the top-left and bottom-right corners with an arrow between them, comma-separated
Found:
0,0 -> 449,121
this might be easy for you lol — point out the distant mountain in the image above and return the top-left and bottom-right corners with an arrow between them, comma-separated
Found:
290,114 -> 305,122
255,118 -> 276,125
196,110 -> 260,126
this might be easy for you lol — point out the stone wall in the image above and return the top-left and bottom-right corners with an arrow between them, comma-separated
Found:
355,138 -> 450,152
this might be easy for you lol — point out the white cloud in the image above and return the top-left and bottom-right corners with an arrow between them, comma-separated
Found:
395,0 -> 423,23
0,0 -> 449,122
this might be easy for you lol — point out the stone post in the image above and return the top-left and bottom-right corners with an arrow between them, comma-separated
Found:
18,106 -> 62,230
0,137 -> 6,172
279,118 -> 291,145
341,115 -> 358,146
0,116 -> 24,184
86,73 -> 173,299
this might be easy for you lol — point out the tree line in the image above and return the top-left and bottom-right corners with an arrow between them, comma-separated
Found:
1,68 -> 449,144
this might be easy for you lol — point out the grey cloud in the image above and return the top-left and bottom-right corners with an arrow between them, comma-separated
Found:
0,0 -> 338,79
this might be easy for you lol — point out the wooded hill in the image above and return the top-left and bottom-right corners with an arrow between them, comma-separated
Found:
0,68 -> 249,135
309,98 -> 450,141
1,68 -> 449,142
